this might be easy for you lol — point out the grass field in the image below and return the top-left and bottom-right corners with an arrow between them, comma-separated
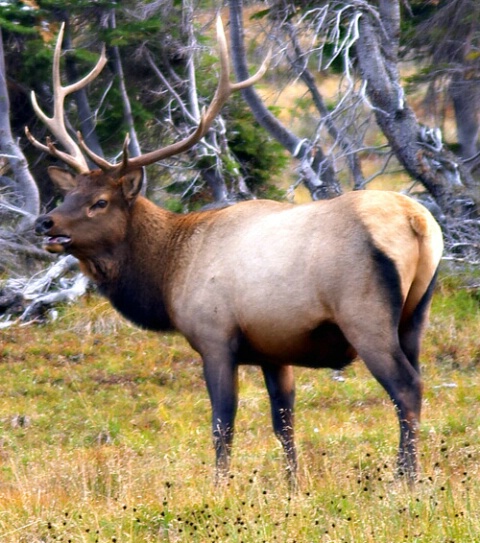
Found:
0,265 -> 479,542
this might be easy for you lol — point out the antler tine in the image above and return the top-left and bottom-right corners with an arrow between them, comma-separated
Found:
77,131 -> 131,173
116,16 -> 269,174
77,131 -> 114,170
25,22 -> 108,174
201,18 -> 271,122
25,127 -> 91,173
230,48 -> 271,92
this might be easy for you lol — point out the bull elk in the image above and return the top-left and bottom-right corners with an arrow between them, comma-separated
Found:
28,18 -> 443,486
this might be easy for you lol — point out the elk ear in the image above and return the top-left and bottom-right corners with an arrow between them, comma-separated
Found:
121,169 -> 144,202
48,166 -> 78,194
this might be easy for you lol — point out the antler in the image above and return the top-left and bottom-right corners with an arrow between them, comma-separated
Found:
81,16 -> 270,175
25,23 -> 107,173
27,17 -> 269,176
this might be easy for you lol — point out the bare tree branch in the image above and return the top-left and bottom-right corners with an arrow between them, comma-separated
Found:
229,0 -> 342,199
0,255 -> 88,328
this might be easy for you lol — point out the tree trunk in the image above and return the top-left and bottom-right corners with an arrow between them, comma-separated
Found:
355,0 -> 478,215
449,74 -> 480,160
105,10 -> 146,192
0,28 -> 39,226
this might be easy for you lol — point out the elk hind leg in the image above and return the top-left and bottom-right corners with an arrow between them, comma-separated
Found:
363,344 -> 422,480
342,314 -> 422,482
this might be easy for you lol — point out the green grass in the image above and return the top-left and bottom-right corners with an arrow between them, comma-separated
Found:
0,270 -> 479,542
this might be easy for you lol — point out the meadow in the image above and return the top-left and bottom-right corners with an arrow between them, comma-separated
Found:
0,264 -> 479,542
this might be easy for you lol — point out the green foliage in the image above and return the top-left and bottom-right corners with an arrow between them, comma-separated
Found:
162,197 -> 185,214
93,84 -> 154,156
0,0 -> 38,33
35,0 -> 118,16
152,43 -> 290,206
400,0 -> 437,43
228,97 -> 289,200
102,18 -> 167,47
12,40 -> 52,90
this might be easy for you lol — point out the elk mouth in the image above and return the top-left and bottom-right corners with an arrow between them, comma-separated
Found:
42,235 -> 72,253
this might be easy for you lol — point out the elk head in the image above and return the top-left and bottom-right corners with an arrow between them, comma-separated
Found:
33,166 -> 140,257
28,18 -> 269,255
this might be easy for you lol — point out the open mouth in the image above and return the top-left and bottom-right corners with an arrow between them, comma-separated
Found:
45,235 -> 71,246
43,236 -> 72,252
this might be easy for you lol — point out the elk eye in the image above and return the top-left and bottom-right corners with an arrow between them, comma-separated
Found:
91,199 -> 108,210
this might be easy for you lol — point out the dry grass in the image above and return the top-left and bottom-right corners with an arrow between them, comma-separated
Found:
0,270 -> 479,542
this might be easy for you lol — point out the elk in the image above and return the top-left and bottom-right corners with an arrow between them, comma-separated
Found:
28,18 -> 443,486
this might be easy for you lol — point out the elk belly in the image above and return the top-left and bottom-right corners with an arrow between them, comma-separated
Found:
237,319 -> 357,369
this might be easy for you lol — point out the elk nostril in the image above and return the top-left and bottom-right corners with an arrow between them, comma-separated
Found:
35,216 -> 54,235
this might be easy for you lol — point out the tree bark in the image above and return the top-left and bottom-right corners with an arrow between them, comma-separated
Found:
449,74 -> 480,160
104,10 -> 146,193
355,0 -> 478,214
0,29 -> 39,225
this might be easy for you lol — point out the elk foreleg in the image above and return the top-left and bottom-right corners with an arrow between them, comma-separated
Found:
262,364 -> 297,489
202,352 -> 239,483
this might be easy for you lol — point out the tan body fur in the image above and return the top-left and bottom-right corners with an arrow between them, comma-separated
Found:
35,171 -> 443,484
166,192 -> 441,364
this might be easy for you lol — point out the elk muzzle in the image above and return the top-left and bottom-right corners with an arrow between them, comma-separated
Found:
35,215 -> 54,235
35,214 -> 71,253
